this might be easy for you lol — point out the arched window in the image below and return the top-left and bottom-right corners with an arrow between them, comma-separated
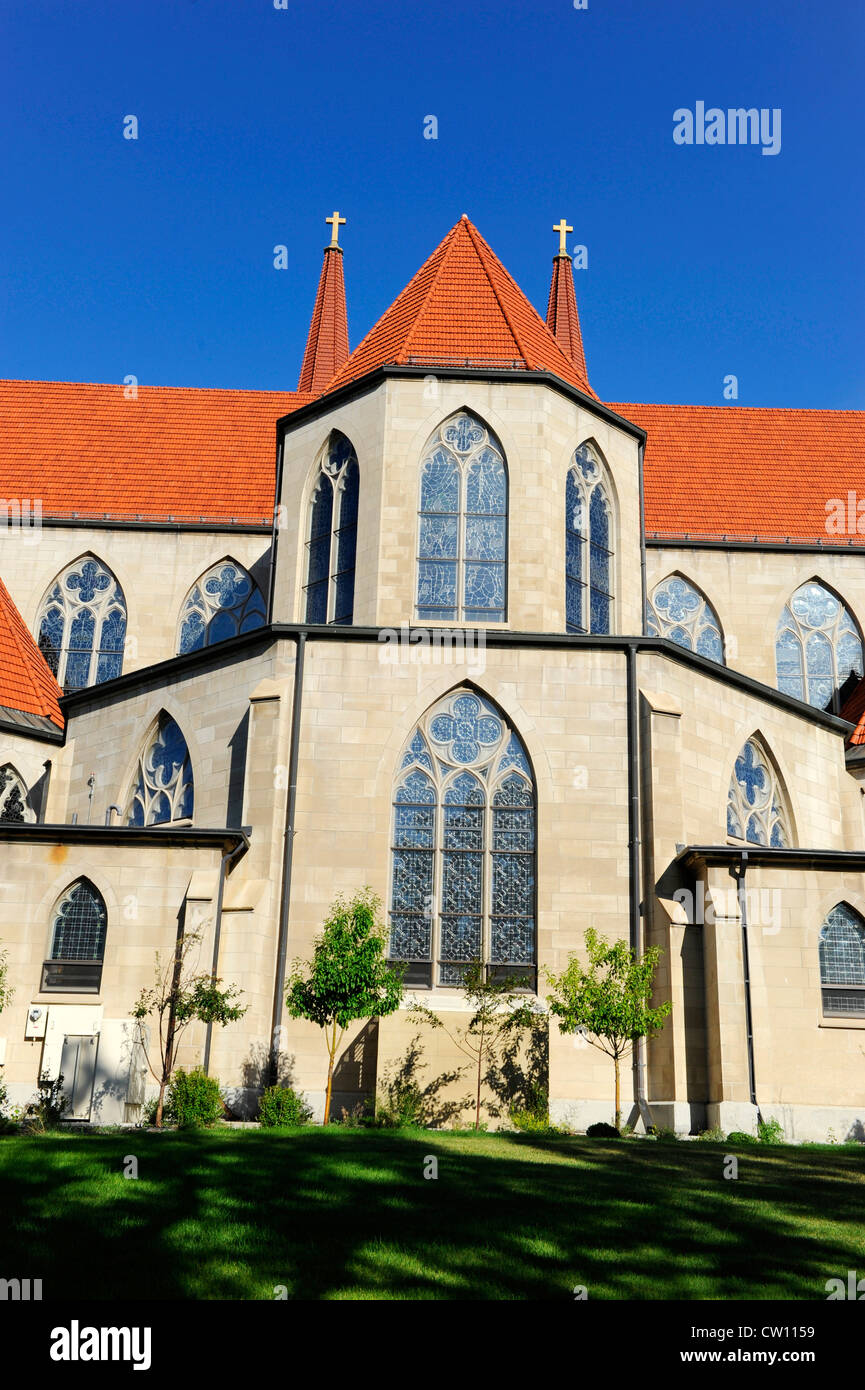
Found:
416,413 -> 507,624
178,560 -> 266,654
0,764 -> 34,823
126,716 -> 194,826
37,557 -> 126,691
566,443 -> 614,634
647,575 -> 724,663
819,903 -> 865,1017
776,581 -> 863,710
303,432 -> 359,625
389,690 -> 535,988
726,738 -> 790,847
42,878 -> 108,993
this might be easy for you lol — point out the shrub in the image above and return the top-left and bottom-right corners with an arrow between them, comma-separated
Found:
695,1125 -> 725,1142
375,1076 -> 427,1129
167,1067 -> 224,1129
651,1125 -> 679,1143
758,1116 -> 784,1145
142,1093 -> 174,1126
22,1076 -> 68,1133
258,1085 -> 313,1129
586,1121 -> 620,1138
726,1130 -> 759,1145
509,1107 -> 554,1134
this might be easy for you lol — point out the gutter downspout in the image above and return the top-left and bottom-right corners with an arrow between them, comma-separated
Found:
731,850 -> 760,1114
626,642 -> 653,1130
202,833 -> 248,1075
269,631 -> 306,1084
638,439 -> 647,631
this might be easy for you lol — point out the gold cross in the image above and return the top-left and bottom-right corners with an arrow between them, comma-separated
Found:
553,217 -> 573,256
326,210 -> 346,247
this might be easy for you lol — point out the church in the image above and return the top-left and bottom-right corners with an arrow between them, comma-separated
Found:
1,212 -> 864,1139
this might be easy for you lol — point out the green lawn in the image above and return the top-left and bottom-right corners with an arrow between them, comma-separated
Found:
1,1128 -> 862,1300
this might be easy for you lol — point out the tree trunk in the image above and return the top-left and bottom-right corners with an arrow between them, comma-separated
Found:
474,1021 -> 485,1131
614,1054 -> 621,1132
155,1077 -> 167,1129
323,1021 -> 340,1125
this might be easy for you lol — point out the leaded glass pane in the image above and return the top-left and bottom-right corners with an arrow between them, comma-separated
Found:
126,716 -> 195,826
0,765 -> 32,823
389,692 -> 535,987
37,559 -> 127,691
567,449 -> 613,635
416,415 -> 507,622
727,738 -> 790,847
50,880 -> 107,961
819,905 -> 865,985
303,433 -> 360,625
776,583 -> 863,708
648,575 -> 725,665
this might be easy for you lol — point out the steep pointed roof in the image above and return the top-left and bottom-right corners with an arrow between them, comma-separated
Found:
546,252 -> 589,384
325,216 -> 597,398
297,244 -> 350,394
0,575 -> 63,729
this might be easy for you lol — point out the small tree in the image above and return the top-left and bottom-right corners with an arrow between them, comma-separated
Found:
0,944 -> 12,1016
545,928 -> 671,1131
412,959 -> 539,1130
285,889 -> 404,1124
132,931 -> 246,1128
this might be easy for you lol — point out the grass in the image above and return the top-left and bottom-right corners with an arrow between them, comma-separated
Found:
0,1127 -> 863,1300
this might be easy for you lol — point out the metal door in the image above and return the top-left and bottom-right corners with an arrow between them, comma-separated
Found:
59,1034 -> 99,1119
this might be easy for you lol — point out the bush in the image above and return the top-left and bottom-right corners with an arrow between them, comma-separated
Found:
586,1121 -> 620,1138
258,1085 -> 313,1129
509,1107 -> 554,1134
651,1125 -> 679,1143
726,1130 -> 759,1145
167,1067 -> 224,1129
758,1116 -> 784,1144
695,1125 -> 725,1142
142,1093 -> 174,1126
375,1076 -> 428,1129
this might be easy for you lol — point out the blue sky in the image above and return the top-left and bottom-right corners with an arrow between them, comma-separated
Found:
2,0 -> 863,406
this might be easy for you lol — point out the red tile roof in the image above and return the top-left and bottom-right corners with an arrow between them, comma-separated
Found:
0,575 -> 63,727
841,677 -> 865,742
324,216 -> 598,399
0,380 -> 313,524
609,402 -> 865,546
297,246 -> 350,394
546,253 -> 588,385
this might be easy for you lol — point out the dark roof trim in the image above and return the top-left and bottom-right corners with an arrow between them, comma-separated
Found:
0,710 -> 64,743
276,366 -> 647,444
677,845 -> 865,872
0,823 -> 250,852
648,537 -> 865,555
34,517 -> 271,535
58,622 -> 852,736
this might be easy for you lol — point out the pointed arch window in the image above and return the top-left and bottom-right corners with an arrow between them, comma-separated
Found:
126,716 -> 194,826
416,413 -> 507,624
389,690 -> 535,988
37,557 -> 126,691
179,560 -> 266,654
566,443 -> 614,634
303,432 -> 359,625
726,738 -> 790,847
776,581 -> 863,710
0,764 -> 34,823
819,903 -> 865,1017
42,878 -> 107,993
647,575 -> 724,663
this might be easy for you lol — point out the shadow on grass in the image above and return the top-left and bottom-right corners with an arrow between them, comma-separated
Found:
0,1129 -> 862,1300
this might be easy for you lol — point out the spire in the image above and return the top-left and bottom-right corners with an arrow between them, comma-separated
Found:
545,219 -> 589,386
297,212 -> 350,394
325,215 -> 596,399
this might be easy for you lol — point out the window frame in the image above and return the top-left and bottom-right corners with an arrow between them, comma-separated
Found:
36,556 -> 127,692
565,442 -> 615,635
302,433 -> 359,626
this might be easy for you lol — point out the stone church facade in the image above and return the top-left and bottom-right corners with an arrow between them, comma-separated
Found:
1,214 -> 863,1139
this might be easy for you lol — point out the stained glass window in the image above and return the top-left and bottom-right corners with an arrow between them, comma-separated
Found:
0,764 -> 33,823
303,432 -> 359,625
819,903 -> 865,1017
566,444 -> 614,634
646,575 -> 724,663
50,879 -> 107,961
775,581 -> 863,710
178,561 -> 265,654
36,557 -> 127,691
126,716 -> 194,826
416,413 -> 507,624
726,738 -> 790,847
388,691 -> 535,988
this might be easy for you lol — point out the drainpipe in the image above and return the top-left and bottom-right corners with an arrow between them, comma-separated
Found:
637,438 -> 647,631
202,834 -> 248,1075
268,631 -> 306,1084
626,643 -> 653,1130
104,804 -> 122,826
730,850 -> 759,1114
